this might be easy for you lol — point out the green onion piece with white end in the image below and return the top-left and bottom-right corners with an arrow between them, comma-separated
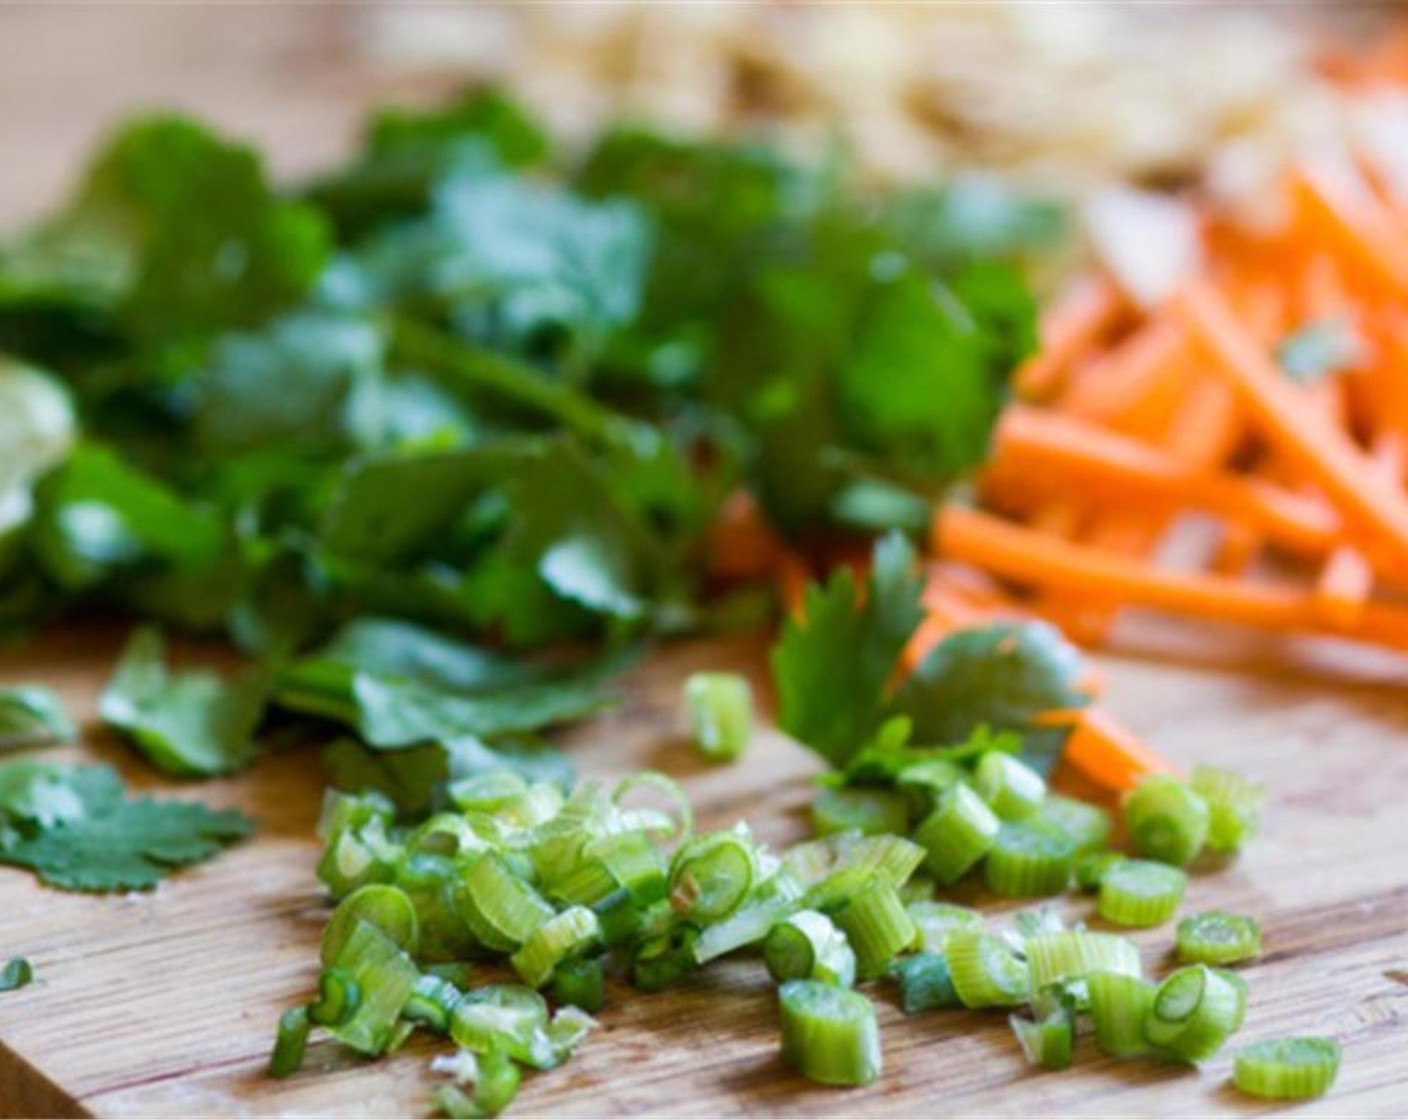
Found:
1123,775 -> 1209,867
1234,1037 -> 1341,1100
591,830 -> 668,907
974,751 -> 1046,819
269,1006 -> 311,1078
810,787 -> 909,838
907,900 -> 982,953
669,826 -> 758,923
913,784 -> 1000,885
1088,971 -> 1156,1058
1074,851 -> 1125,893
435,1047 -> 522,1119
888,951 -> 960,1014
404,974 -> 464,1033
1037,795 -> 1113,854
1098,859 -> 1186,927
778,980 -> 883,1087
1010,1004 -> 1075,1071
455,854 -> 555,952
308,967 -> 362,1027
1145,965 -> 1244,1063
324,919 -> 420,1056
1026,931 -> 1141,991
783,832 -> 925,893
1176,911 -> 1261,966
984,820 -> 1075,898
832,878 -> 917,980
449,985 -> 556,1069
320,883 -> 420,966
693,882 -> 802,964
765,910 -> 856,988
1191,765 -> 1265,855
551,957 -> 605,1013
631,924 -> 700,992
510,906 -> 601,989
684,672 -> 752,763
944,929 -> 1029,1009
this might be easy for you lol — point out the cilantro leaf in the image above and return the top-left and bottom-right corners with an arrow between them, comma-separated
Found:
0,686 -> 75,752
100,627 -> 268,776
0,761 -> 95,829
771,533 -> 925,765
0,957 -> 32,992
0,357 -> 75,543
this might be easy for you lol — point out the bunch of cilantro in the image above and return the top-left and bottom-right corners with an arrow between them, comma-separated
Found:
0,91 -> 1061,845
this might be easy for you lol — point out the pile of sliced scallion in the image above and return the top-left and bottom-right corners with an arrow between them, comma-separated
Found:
271,684 -> 1338,1116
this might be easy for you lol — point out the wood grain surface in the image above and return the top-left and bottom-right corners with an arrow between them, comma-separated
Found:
2,7 -> 1407,1118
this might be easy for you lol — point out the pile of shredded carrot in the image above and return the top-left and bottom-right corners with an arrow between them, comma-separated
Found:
721,33 -> 1408,797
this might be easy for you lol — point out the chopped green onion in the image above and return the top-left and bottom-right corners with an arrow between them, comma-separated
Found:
1234,1037 -> 1341,1099
510,906 -> 601,989
592,887 -> 642,947
269,1006 -> 310,1078
898,872 -> 935,906
1013,906 -> 1065,941
906,901 -> 981,953
631,924 -> 700,992
944,929 -> 1029,1009
320,884 -> 420,967
896,759 -> 969,818
784,832 -> 925,892
832,878 -> 917,980
668,828 -> 757,923
435,1047 -> 522,1119
1088,971 -> 1156,1058
913,784 -> 1000,885
404,974 -> 464,1033
1010,1004 -> 1075,1070
1097,859 -> 1186,928
764,910 -> 856,987
1038,795 -> 1113,854
1217,967 -> 1249,1031
1074,851 -> 1125,892
323,919 -> 420,1056
810,787 -> 909,838
0,957 -> 33,992
455,854 -> 555,952
1026,931 -> 1141,991
612,772 -> 693,844
551,957 -> 605,1014
1176,911 -> 1261,966
974,751 -> 1046,819
308,967 -> 361,1027
1145,965 -> 1244,1063
984,820 -> 1075,898
593,831 -> 668,906
449,985 -> 555,1069
546,1005 -> 597,1061
778,980 -> 883,1087
1191,765 -> 1265,855
888,951 -> 960,1014
693,887 -> 801,964
1123,775 -> 1209,867
684,672 -> 752,762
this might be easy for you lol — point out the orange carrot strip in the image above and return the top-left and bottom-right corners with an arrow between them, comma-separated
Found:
1060,318 -> 1189,429
1177,281 -> 1408,570
1290,169 -> 1408,297
1016,275 -> 1125,402
1037,707 -> 1179,792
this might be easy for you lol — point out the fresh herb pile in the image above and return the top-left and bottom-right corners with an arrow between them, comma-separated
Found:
0,90 -> 1339,1113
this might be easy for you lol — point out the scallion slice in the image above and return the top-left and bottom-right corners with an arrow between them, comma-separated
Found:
1175,910 -> 1261,966
1037,795 -> 1113,855
778,980 -> 883,1087
631,924 -> 700,992
510,906 -> 601,989
455,854 -> 555,952
684,672 -> 752,762
974,751 -> 1046,820
913,784 -> 1000,885
1010,1004 -> 1075,1070
694,889 -> 800,964
404,973 -> 463,1033
1026,931 -> 1141,992
906,900 -> 981,953
592,831 -> 668,907
551,957 -> 605,1013
669,827 -> 757,922
308,967 -> 361,1027
888,951 -> 960,1014
1123,775 -> 1209,867
810,787 -> 909,838
984,820 -> 1075,898
1145,965 -> 1243,1063
449,985 -> 554,1069
435,1047 -> 522,1119
832,878 -> 917,980
323,919 -> 420,1056
612,772 -> 693,844
1074,851 -> 1125,892
269,1006 -> 310,1078
320,883 -> 420,967
1191,765 -> 1265,855
1088,971 -> 1155,1058
764,910 -> 856,988
1097,859 -> 1186,927
944,929 -> 1029,1009
1234,1037 -> 1341,1099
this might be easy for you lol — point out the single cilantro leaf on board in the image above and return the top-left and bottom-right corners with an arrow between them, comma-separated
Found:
99,627 -> 268,777
0,760 -> 97,829
771,533 -> 925,766
0,957 -> 32,992
888,621 -> 1089,776
0,686 -> 75,752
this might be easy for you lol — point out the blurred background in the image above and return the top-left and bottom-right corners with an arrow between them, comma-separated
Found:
0,3 -> 1393,228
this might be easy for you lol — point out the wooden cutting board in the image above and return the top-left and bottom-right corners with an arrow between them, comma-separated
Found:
2,620 -> 1408,1118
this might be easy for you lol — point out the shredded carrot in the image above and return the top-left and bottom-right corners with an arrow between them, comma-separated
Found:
1037,707 -> 1179,792
1016,275 -> 1125,402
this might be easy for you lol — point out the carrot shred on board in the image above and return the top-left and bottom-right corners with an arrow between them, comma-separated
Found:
1016,275 -> 1125,402
1037,707 -> 1179,792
